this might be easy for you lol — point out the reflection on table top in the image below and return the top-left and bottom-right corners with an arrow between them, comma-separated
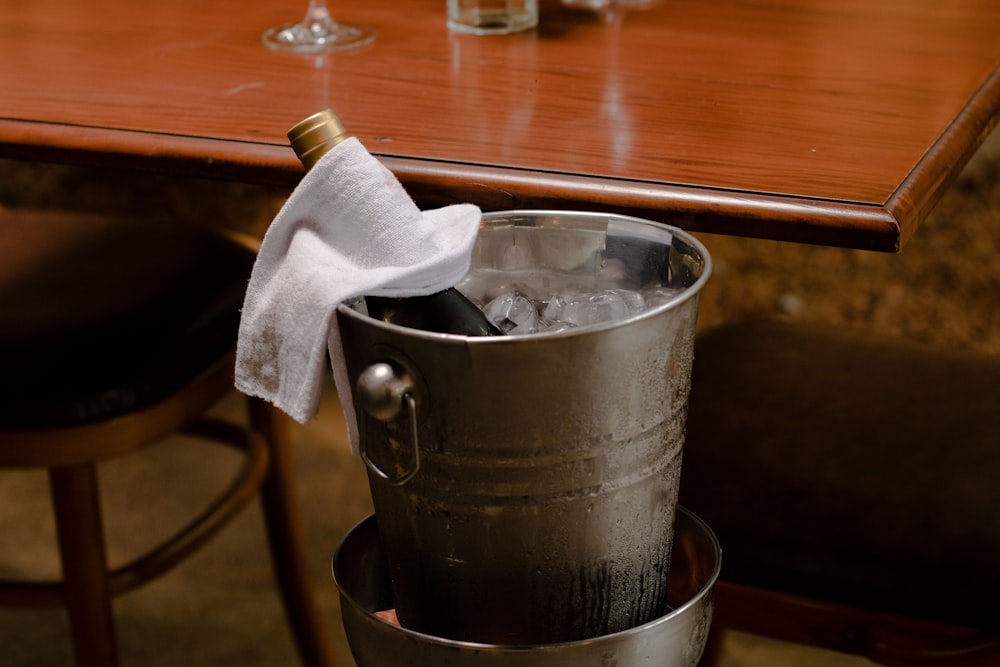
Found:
1,0 -> 999,250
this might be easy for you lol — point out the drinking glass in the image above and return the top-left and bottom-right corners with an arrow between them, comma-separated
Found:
447,0 -> 538,34
560,0 -> 658,9
263,0 -> 374,52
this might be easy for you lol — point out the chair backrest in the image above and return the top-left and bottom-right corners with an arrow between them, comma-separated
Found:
679,319 -> 1000,665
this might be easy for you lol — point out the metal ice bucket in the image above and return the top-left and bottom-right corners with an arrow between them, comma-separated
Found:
336,210 -> 711,644
332,507 -> 721,667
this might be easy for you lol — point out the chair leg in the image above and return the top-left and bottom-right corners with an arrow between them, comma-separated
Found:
49,463 -> 120,667
249,397 -> 338,667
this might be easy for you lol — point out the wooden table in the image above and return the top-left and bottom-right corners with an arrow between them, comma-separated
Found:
2,0 -> 999,251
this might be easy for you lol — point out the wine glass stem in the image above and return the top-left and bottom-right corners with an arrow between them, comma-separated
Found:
303,0 -> 335,30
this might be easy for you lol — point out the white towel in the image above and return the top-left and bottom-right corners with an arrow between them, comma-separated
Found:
235,137 -> 481,451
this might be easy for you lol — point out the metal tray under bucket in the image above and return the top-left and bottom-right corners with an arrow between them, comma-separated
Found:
337,210 -> 711,644
333,507 -> 720,667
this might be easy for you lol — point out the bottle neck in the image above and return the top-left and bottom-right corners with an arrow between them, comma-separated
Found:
288,109 -> 348,170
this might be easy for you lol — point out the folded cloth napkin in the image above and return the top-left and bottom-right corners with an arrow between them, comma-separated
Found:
235,137 -> 481,451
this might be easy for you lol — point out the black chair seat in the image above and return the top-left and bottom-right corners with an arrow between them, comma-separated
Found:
680,319 -> 1000,629
0,211 -> 254,428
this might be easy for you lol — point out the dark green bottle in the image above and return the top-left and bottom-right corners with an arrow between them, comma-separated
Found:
287,109 -> 503,337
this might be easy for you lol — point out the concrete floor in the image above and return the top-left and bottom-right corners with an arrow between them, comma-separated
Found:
0,381 -> 364,667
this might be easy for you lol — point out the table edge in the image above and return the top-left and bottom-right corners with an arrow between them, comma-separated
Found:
888,63 -> 1000,249
386,158 -> 902,252
0,119 -> 901,251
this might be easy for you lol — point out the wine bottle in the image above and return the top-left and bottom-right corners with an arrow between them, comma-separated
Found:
287,109 -> 503,336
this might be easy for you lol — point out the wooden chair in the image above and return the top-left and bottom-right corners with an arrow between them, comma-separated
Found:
681,319 -> 1000,666
0,209 -> 336,667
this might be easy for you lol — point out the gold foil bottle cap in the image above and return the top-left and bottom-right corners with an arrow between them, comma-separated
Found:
287,109 -> 348,170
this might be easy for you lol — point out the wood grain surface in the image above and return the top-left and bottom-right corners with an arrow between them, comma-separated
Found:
1,0 -> 998,250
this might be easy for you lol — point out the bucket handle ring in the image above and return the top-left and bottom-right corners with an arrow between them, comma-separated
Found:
356,361 -> 421,486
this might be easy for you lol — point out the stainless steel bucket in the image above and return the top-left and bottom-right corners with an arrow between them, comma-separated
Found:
332,507 -> 721,667
336,210 -> 711,644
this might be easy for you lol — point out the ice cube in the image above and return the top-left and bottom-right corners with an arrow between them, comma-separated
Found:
483,292 -> 539,335
537,320 -> 577,334
561,290 -> 630,327
540,294 -> 570,322
641,285 -> 685,308
606,288 -> 646,315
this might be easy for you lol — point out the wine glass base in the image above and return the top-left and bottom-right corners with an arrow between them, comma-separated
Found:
262,21 -> 374,53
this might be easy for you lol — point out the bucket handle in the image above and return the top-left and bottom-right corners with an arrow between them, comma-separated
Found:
356,362 -> 421,486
